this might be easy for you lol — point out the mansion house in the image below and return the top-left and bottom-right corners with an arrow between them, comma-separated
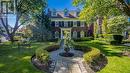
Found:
48,8 -> 94,39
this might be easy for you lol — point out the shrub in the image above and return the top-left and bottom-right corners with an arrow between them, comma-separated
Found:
110,40 -> 118,45
48,38 -> 58,42
44,45 -> 59,52
83,48 -> 100,63
122,40 -> 130,44
73,43 -> 91,52
73,37 -> 94,42
113,35 -> 123,44
35,48 -> 50,64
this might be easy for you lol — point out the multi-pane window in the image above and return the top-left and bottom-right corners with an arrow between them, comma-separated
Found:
73,21 -> 77,27
73,31 -> 77,38
64,21 -> 68,27
80,21 -> 85,27
55,21 -> 59,27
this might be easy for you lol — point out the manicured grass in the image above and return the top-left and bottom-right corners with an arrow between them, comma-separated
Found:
0,42 -> 56,73
77,40 -> 130,73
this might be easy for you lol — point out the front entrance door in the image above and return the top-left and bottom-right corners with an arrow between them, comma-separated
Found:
61,28 -> 71,39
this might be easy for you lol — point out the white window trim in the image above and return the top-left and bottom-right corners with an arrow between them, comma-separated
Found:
73,31 -> 77,38
64,21 -> 68,27
80,22 -> 85,27
55,21 -> 59,27
73,21 -> 77,27
52,12 -> 57,16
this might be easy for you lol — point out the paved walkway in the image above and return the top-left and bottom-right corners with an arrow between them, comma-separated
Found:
49,40 -> 95,73
50,48 -> 88,73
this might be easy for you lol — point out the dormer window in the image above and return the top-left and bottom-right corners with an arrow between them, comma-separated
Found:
64,8 -> 69,17
52,9 -> 57,16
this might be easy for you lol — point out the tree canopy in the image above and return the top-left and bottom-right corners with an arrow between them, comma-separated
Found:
108,15 -> 129,34
0,0 -> 47,42
73,0 -> 122,23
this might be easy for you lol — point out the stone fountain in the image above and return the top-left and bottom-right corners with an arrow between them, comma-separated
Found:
59,31 -> 74,57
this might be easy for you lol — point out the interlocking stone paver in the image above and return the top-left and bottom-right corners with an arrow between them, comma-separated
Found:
50,40 -> 94,73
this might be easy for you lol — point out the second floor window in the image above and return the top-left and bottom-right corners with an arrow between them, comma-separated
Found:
73,21 -> 77,27
64,21 -> 68,27
80,22 -> 85,27
55,21 -> 59,27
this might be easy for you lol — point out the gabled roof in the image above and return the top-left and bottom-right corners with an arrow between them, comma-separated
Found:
47,9 -> 80,18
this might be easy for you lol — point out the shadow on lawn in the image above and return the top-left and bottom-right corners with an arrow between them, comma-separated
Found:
87,41 -> 122,57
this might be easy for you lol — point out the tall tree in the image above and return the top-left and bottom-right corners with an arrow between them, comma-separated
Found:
117,0 -> 130,16
32,11 -> 51,42
73,0 -> 122,23
0,0 -> 47,42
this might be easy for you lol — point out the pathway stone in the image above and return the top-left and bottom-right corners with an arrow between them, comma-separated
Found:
49,48 -> 92,73
49,40 -> 94,73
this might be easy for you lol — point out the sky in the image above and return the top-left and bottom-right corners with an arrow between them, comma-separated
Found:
9,0 -> 78,27
47,0 -> 77,10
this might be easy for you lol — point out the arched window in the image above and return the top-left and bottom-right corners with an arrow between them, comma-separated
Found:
81,31 -> 85,38
55,31 -> 59,38
73,31 -> 77,38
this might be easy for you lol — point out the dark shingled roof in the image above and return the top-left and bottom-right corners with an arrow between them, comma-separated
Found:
47,9 -> 80,18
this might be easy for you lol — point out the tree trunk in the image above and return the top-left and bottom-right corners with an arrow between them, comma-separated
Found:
9,33 -> 15,43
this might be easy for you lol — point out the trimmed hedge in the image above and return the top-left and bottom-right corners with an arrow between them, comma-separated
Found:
122,40 -> 130,44
83,48 -> 100,63
73,43 -> 101,63
48,38 -> 58,42
44,45 -> 59,52
110,35 -> 123,45
73,43 -> 91,52
113,35 -> 123,44
35,48 -> 50,64
73,37 -> 94,42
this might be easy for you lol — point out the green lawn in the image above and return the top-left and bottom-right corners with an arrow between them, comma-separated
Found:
77,40 -> 130,73
0,42 -> 56,73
